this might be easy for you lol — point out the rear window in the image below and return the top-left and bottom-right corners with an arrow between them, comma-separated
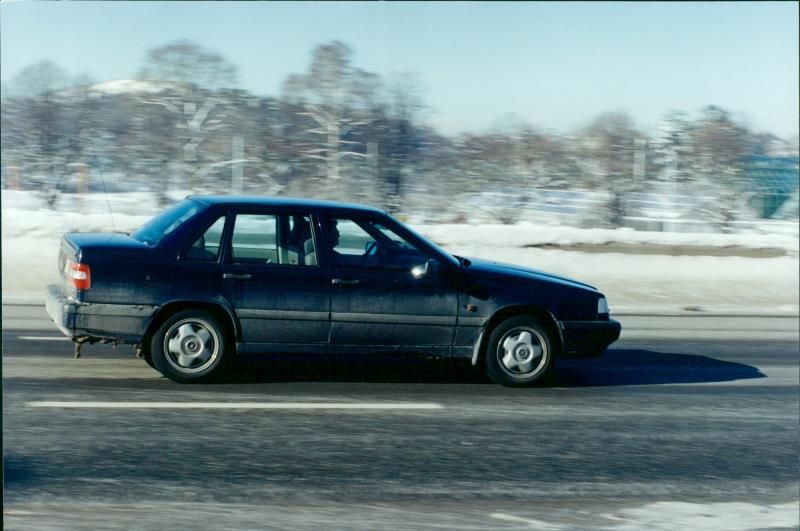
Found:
131,199 -> 202,245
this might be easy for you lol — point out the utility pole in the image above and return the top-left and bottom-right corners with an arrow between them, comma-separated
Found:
232,135 -> 244,194
633,138 -> 647,181
367,140 -> 379,202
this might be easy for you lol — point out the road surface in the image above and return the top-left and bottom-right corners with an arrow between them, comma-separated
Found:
2,312 -> 799,530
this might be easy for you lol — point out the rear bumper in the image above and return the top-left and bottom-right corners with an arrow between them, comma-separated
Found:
559,318 -> 621,358
45,284 -> 159,344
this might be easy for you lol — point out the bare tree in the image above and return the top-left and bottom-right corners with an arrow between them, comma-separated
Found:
688,105 -> 750,231
137,40 -> 238,90
136,41 -> 241,192
6,60 -> 69,97
653,110 -> 693,185
379,74 -> 426,211
690,105 -> 747,177
2,61 -> 74,198
281,41 -> 381,186
578,112 -> 640,226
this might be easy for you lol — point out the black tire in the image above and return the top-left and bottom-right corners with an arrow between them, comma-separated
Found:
143,354 -> 155,369
485,315 -> 554,387
150,309 -> 229,383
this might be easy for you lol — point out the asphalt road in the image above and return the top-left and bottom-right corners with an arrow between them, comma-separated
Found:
3,320 -> 799,530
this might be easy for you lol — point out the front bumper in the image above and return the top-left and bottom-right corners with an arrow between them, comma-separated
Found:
559,318 -> 621,358
45,284 -> 159,344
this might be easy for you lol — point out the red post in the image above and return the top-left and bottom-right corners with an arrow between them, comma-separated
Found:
7,166 -> 20,190
77,163 -> 89,194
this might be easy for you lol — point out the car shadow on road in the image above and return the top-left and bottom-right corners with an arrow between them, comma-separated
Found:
223,353 -> 488,384
552,349 -> 766,387
215,349 -> 765,387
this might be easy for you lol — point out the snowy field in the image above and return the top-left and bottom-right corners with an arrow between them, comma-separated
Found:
2,190 -> 798,314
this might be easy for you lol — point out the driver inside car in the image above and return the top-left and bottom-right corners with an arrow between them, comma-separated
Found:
322,217 -> 383,267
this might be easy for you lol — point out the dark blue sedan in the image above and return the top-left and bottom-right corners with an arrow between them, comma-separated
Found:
46,196 -> 620,385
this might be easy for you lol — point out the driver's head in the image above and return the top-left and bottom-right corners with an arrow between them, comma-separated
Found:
325,219 -> 340,247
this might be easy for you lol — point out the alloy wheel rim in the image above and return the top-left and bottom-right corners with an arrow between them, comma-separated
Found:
164,318 -> 220,374
497,326 -> 548,377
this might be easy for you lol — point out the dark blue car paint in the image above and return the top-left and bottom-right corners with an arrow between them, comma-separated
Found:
46,196 -> 621,362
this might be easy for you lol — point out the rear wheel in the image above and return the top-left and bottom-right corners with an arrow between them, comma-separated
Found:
485,315 -> 553,387
151,310 -> 228,383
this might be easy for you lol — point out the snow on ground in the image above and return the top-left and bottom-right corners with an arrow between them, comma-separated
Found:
2,191 -> 798,314
598,501 -> 798,531
416,222 -> 798,314
418,223 -> 799,254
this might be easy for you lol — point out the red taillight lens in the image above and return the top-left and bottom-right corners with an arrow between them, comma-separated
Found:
66,260 -> 91,290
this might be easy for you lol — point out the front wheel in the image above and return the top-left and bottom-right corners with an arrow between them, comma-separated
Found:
151,310 -> 228,383
485,315 -> 553,387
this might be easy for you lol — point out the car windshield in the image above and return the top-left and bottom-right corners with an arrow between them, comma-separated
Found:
131,199 -> 202,245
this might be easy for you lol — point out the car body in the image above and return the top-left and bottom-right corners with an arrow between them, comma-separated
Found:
46,196 -> 621,385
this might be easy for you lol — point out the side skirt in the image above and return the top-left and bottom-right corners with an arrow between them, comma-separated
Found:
237,342 -> 470,358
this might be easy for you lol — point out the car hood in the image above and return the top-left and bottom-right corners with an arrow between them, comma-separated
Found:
463,256 -> 597,291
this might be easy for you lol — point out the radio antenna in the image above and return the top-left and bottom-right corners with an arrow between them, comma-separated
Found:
90,151 -> 117,234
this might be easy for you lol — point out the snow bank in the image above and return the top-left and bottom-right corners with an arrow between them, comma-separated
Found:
2,191 -> 797,314
602,501 -> 798,531
4,190 -> 795,251
416,223 -> 798,255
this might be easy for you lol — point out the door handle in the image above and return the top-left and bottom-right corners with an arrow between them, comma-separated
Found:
223,273 -> 253,280
332,278 -> 361,285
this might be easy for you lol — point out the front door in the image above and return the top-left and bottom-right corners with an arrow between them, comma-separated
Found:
222,211 -> 330,345
320,215 -> 458,347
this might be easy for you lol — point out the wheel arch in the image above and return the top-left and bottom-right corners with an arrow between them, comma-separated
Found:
140,300 -> 240,357
471,304 -> 562,366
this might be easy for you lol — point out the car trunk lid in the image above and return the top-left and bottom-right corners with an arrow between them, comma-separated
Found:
58,233 -> 150,299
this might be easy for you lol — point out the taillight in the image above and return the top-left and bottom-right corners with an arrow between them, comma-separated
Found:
66,260 -> 91,290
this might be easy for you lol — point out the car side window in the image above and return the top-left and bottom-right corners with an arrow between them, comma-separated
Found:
186,216 -> 226,262
232,214 -> 278,263
231,213 -> 317,266
321,216 -> 426,269
332,219 -> 376,256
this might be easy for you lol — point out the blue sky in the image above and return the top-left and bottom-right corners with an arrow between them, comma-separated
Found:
1,1 -> 798,137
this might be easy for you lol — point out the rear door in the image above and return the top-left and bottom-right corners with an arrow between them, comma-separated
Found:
221,210 -> 330,345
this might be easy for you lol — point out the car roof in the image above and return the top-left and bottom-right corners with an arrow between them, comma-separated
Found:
187,195 -> 386,215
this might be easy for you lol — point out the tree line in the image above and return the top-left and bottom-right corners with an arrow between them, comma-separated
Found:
2,40 -> 797,225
